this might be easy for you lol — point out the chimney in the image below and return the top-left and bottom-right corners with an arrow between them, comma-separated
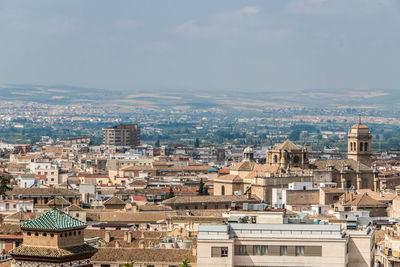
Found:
105,231 -> 111,243
139,240 -> 145,249
192,247 -> 197,257
127,231 -> 132,243
123,232 -> 128,242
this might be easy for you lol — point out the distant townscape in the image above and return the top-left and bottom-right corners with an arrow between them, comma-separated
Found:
0,119 -> 398,267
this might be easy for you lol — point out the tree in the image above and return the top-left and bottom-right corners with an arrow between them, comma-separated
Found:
194,138 -> 200,148
155,138 -> 160,147
288,130 -> 300,141
121,260 -> 135,267
203,187 -> 209,196
165,187 -> 175,199
197,178 -> 208,196
179,255 -> 190,267
0,175 -> 12,197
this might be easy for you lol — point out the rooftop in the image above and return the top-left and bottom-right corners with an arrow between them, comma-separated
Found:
21,209 -> 87,231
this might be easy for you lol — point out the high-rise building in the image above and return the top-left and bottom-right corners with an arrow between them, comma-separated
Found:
347,121 -> 372,166
102,124 -> 140,148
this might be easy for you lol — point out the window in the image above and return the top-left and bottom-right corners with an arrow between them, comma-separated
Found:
239,245 -> 247,255
296,246 -> 305,256
221,185 -> 225,196
43,233 -> 47,237
50,234 -> 54,238
35,233 -> 39,237
261,246 -> 268,255
253,245 -> 261,255
212,247 -> 228,257
364,142 -> 368,151
280,246 -> 287,256
359,142 -> 363,151
27,232 -> 31,236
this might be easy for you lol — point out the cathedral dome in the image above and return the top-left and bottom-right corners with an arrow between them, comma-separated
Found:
350,123 -> 370,134
243,146 -> 253,154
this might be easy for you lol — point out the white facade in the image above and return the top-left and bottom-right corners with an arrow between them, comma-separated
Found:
0,200 -> 33,212
197,223 -> 375,267
29,161 -> 59,185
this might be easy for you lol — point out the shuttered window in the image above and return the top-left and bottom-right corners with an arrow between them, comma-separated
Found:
212,247 -> 228,257
304,246 -> 322,256
280,246 -> 287,256
296,246 -> 305,256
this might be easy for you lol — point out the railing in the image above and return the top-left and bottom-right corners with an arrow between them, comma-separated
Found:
0,254 -> 11,262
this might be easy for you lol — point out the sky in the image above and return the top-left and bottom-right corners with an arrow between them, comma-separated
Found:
0,0 -> 399,93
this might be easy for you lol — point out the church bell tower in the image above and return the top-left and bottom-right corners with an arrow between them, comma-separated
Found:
347,120 -> 372,166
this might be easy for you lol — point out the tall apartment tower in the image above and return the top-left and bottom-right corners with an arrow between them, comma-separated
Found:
347,121 -> 372,166
102,124 -> 140,148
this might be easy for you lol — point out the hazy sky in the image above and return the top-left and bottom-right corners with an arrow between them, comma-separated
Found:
0,0 -> 399,92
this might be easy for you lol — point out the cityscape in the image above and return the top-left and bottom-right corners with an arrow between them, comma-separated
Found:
0,1 -> 400,267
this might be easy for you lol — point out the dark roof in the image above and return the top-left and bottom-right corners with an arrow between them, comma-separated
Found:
311,159 -> 372,171
21,209 -> 87,230
47,196 -> 71,207
162,195 -> 260,205
91,248 -> 194,263
103,196 -> 125,206
7,188 -> 80,196
10,244 -> 97,258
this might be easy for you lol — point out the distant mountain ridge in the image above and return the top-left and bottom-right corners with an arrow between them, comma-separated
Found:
0,84 -> 398,111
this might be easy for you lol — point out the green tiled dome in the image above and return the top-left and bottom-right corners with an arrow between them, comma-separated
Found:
21,209 -> 86,230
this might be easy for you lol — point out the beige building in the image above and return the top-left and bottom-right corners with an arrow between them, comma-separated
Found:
102,124 -> 140,148
348,122 -> 372,166
197,223 -> 375,267
214,122 -> 378,203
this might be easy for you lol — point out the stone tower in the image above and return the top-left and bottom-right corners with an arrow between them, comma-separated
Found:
10,208 -> 97,267
243,146 -> 254,162
347,121 -> 372,166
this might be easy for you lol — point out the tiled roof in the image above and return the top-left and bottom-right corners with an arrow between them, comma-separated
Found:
91,248 -> 194,263
7,188 -> 80,196
311,159 -> 372,171
275,140 -> 301,151
4,211 -> 36,223
21,209 -> 87,230
215,174 -> 242,182
343,193 -> 387,207
162,195 -> 260,205
10,244 -> 97,258
231,161 -> 257,171
103,196 -> 125,206
47,196 -> 71,207
66,204 -> 84,212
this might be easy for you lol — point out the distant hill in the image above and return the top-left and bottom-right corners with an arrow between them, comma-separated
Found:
0,84 -> 398,112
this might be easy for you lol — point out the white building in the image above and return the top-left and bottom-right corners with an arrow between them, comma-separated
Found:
197,223 -> 375,267
29,161 -> 59,185
0,200 -> 33,212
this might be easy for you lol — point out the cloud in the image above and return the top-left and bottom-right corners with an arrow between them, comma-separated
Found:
114,18 -> 136,28
174,6 -> 265,38
241,6 -> 260,15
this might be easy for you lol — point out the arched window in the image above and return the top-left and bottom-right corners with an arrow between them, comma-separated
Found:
364,142 -> 368,151
353,142 -> 357,151
350,142 -> 353,151
221,185 -> 225,196
346,180 -> 352,189
293,156 -> 300,164
360,142 -> 363,152
274,155 -> 278,163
